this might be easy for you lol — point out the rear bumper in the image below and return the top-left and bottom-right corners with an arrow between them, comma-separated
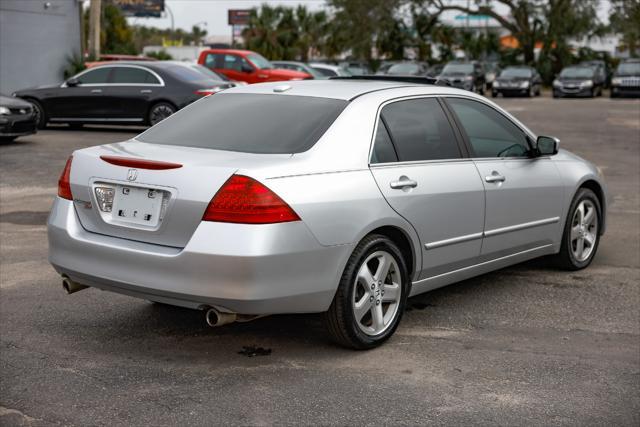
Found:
48,198 -> 350,314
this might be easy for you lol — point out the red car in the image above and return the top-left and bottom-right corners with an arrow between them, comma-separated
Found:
198,49 -> 311,84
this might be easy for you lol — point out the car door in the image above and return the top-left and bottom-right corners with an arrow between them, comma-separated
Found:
444,96 -> 565,258
46,67 -> 111,120
102,66 -> 162,121
369,97 -> 486,281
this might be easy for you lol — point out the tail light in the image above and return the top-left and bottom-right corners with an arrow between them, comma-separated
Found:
203,175 -> 300,224
58,156 -> 73,200
195,87 -> 224,96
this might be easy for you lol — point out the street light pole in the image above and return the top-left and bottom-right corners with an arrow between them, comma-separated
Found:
88,0 -> 101,59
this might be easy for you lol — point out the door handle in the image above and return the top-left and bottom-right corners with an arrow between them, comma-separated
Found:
90,89 -> 102,93
390,177 -> 418,189
140,89 -> 152,94
485,171 -> 506,183
258,74 -> 268,78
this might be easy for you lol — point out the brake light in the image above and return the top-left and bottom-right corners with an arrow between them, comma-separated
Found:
203,175 -> 300,224
100,156 -> 182,170
195,88 -> 223,96
58,156 -> 73,200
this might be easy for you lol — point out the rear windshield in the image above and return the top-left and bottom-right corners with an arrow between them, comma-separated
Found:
137,93 -> 348,154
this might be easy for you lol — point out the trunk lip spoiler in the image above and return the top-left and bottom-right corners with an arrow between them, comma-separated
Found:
99,155 -> 183,170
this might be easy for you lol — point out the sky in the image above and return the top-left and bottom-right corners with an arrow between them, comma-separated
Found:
127,1 -> 327,36
125,0 -> 612,36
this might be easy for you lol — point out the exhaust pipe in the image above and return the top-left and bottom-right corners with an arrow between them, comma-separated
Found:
205,307 -> 237,327
62,276 -> 88,294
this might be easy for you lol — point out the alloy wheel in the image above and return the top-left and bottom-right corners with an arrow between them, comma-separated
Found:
352,250 -> 401,336
150,104 -> 175,126
570,199 -> 598,262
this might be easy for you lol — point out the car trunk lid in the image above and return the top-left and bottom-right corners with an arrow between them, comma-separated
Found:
69,140 -> 291,248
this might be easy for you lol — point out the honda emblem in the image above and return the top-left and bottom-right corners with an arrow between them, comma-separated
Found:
127,169 -> 138,181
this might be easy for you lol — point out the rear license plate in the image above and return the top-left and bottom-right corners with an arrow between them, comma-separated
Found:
111,185 -> 165,227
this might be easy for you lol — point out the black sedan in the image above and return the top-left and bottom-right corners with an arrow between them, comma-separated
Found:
0,95 -> 37,142
552,65 -> 604,98
13,61 -> 235,128
439,61 -> 486,94
383,62 -> 429,76
491,66 -> 542,97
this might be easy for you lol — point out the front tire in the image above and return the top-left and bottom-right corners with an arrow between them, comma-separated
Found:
554,188 -> 601,270
28,99 -> 46,129
323,234 -> 409,350
148,102 -> 176,126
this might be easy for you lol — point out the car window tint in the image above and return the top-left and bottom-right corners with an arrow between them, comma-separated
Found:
77,67 -> 111,84
112,67 -> 159,84
447,98 -> 530,158
380,98 -> 460,161
371,120 -> 398,164
205,53 -> 221,68
138,94 -> 347,154
314,67 -> 336,77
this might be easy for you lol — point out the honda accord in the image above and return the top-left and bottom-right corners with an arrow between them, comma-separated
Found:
48,78 -> 608,349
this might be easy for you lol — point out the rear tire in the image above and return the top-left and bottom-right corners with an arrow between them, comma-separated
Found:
553,188 -> 601,270
148,102 -> 176,126
323,234 -> 409,350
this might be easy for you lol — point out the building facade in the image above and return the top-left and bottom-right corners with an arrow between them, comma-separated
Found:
0,0 -> 82,94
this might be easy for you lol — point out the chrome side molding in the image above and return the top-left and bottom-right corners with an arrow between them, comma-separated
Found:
424,217 -> 560,250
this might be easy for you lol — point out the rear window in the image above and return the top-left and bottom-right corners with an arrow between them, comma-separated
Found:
137,93 -> 348,154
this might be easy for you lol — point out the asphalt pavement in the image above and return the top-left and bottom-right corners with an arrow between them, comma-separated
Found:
1,94 -> 639,426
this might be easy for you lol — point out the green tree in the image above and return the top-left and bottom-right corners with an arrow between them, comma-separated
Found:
429,0 -> 598,66
327,0 -> 405,62
609,0 -> 640,57
242,5 -> 330,61
102,4 -> 136,54
242,5 -> 292,59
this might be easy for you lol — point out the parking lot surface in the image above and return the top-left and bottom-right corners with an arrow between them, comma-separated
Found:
1,95 -> 639,426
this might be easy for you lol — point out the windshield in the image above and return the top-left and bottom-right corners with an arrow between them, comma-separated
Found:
387,63 -> 420,75
616,62 -> 640,76
442,63 -> 473,74
560,67 -> 594,78
138,94 -> 348,154
247,53 -> 273,70
500,68 -> 532,78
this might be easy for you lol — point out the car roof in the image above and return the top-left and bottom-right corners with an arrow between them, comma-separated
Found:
222,79 -> 472,101
200,49 -> 256,56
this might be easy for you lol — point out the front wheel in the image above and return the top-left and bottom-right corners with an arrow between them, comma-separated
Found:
323,234 -> 409,350
148,102 -> 176,126
29,99 -> 47,129
553,188 -> 601,270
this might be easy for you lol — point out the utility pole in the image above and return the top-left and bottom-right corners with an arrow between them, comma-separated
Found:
88,0 -> 101,59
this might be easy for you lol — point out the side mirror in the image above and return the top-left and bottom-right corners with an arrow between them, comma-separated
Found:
241,64 -> 254,73
536,135 -> 559,156
66,78 -> 79,87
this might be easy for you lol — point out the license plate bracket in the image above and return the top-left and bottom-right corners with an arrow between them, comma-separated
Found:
110,185 -> 165,227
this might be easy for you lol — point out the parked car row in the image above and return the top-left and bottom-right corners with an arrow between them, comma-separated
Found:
3,52 -> 638,142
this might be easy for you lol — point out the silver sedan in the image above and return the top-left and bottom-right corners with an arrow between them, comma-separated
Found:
48,79 -> 607,349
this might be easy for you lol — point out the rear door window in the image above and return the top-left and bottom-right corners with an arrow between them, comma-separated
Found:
380,98 -> 461,162
138,93 -> 348,154
371,120 -> 398,164
77,67 -> 111,84
111,67 -> 160,84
